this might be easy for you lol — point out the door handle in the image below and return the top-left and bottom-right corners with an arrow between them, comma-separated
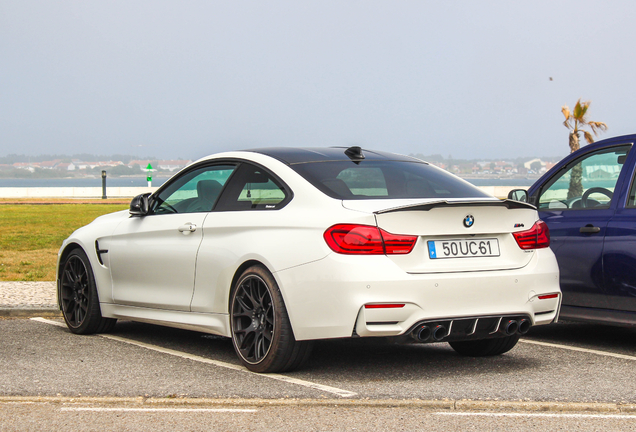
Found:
579,225 -> 601,234
178,223 -> 197,234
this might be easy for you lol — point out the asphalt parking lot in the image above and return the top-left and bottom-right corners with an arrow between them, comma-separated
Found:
2,317 -> 636,405
3,315 -> 636,430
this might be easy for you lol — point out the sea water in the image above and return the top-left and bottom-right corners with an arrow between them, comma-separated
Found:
0,177 -> 535,188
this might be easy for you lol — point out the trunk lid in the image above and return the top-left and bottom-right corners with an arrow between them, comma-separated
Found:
344,199 -> 539,274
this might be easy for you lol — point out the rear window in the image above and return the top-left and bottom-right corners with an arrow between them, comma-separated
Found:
290,161 -> 489,200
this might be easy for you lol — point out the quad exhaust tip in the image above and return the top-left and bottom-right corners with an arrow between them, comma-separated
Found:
415,325 -> 432,342
518,318 -> 531,335
411,324 -> 447,342
502,320 -> 519,336
501,319 -> 531,335
410,317 -> 532,343
432,325 -> 447,341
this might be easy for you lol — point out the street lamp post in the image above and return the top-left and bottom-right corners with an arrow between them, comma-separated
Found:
101,170 -> 107,199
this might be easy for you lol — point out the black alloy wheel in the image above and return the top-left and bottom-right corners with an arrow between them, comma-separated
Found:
60,253 -> 91,328
59,249 -> 116,334
232,274 -> 275,364
230,266 -> 312,373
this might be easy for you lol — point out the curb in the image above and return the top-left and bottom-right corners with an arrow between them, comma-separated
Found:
0,396 -> 635,413
0,308 -> 62,318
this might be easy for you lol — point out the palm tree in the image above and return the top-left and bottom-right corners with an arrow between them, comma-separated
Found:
561,99 -> 608,198
562,99 -> 608,153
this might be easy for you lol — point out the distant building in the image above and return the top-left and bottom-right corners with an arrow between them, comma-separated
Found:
40,160 -> 62,169
13,162 -> 38,172
101,161 -> 124,167
76,162 -> 99,169
523,158 -> 546,170
157,160 -> 191,171
127,159 -> 191,171
587,165 -> 621,179
76,161 -> 123,170
127,160 -> 155,169
56,162 -> 75,171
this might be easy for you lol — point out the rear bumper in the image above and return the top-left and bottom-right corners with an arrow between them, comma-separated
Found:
275,248 -> 560,341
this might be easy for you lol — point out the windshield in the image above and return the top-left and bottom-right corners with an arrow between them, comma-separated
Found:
290,160 -> 489,200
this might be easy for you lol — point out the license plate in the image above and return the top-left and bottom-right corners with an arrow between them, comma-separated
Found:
427,239 -> 500,259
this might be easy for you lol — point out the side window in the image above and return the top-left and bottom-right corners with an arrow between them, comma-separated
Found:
538,145 -> 631,210
151,164 -> 236,214
216,163 -> 291,211
628,172 -> 636,208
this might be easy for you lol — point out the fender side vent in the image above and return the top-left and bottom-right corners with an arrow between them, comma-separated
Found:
95,240 -> 108,265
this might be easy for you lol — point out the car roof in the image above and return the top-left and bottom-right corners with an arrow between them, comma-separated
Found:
574,134 -> 636,152
245,147 -> 423,165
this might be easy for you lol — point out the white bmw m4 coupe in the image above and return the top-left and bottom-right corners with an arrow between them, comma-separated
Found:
57,147 -> 561,372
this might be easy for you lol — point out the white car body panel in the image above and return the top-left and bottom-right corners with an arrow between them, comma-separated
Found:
374,204 -> 540,273
107,211 -> 208,311
276,247 -> 559,340
99,303 -> 230,336
57,149 -> 561,345
190,202 -> 366,314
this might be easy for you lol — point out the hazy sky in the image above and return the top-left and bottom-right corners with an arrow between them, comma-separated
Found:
2,1 -> 635,160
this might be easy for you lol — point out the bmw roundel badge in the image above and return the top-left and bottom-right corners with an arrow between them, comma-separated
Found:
463,215 -> 474,228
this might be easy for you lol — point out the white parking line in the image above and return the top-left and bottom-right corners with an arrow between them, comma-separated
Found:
31,317 -> 357,398
520,339 -> 636,362
435,412 -> 636,419
61,407 -> 257,413
32,317 -> 66,328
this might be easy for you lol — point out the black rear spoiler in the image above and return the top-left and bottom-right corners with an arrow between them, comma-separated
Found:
375,199 -> 536,214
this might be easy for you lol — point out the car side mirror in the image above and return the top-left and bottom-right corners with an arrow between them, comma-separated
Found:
130,193 -> 151,216
507,189 -> 528,203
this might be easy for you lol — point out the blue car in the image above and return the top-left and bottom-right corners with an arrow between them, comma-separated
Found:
509,134 -> 636,326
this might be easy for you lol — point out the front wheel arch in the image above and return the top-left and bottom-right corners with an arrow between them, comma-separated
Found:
59,247 -> 116,334
58,243 -> 82,275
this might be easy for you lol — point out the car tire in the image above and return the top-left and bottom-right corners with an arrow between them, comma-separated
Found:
230,265 -> 312,373
449,334 -> 520,357
59,248 -> 116,335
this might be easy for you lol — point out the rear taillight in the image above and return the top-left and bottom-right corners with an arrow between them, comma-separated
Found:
513,221 -> 550,250
381,230 -> 418,254
324,224 -> 417,255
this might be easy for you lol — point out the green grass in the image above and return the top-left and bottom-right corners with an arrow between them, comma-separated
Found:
0,204 -> 128,281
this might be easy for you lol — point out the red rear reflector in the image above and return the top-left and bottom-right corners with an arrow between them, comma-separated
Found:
324,224 -> 417,255
364,304 -> 405,309
538,293 -> 559,300
513,220 -> 550,250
